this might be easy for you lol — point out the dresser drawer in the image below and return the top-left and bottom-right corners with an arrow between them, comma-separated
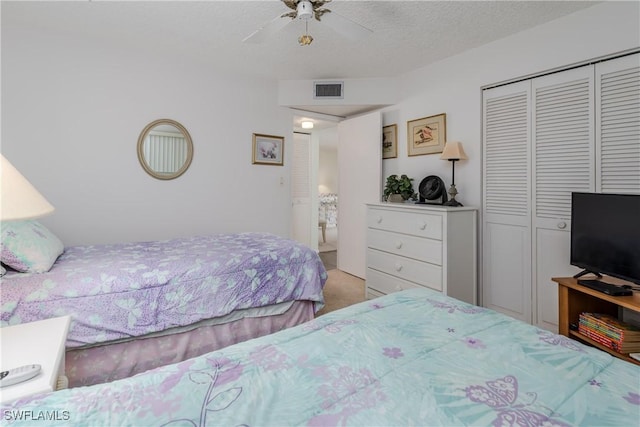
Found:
367,207 -> 442,240
367,228 -> 442,265
366,268 -> 425,296
365,285 -> 386,300
367,248 -> 442,291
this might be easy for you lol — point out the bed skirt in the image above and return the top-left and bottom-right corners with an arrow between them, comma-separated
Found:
65,300 -> 315,387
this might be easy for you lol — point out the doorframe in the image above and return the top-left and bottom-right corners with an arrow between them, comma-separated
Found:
291,110 -> 342,251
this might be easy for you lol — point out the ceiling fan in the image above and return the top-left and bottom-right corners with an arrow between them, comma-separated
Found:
243,0 -> 372,46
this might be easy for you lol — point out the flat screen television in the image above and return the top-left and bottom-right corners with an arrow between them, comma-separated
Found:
571,192 -> 640,285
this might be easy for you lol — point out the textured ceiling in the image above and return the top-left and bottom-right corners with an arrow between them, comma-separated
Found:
3,0 -> 599,82
3,1 -> 599,119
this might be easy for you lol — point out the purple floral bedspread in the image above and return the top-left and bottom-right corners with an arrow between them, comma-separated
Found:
0,233 -> 327,347
2,288 -> 638,426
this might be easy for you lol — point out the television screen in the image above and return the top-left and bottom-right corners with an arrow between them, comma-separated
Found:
571,192 -> 640,285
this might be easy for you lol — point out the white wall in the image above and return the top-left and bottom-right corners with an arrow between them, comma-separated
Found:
1,24 -> 292,246
279,77 -> 398,111
3,2 -> 638,247
318,147 -> 338,194
383,2 -> 640,209
318,127 -> 338,194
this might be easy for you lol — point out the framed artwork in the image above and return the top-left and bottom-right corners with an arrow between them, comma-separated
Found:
252,133 -> 284,166
407,113 -> 446,156
382,124 -> 398,159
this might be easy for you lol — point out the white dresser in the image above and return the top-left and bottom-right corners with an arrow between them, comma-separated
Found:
366,203 -> 477,304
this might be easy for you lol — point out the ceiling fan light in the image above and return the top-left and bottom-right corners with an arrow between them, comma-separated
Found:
301,121 -> 314,129
296,1 -> 314,21
298,34 -> 313,46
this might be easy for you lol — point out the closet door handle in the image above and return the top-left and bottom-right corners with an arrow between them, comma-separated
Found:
395,241 -> 403,249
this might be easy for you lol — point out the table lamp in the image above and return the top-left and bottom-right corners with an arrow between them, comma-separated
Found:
1,154 -> 55,276
1,154 -> 55,221
439,141 -> 468,207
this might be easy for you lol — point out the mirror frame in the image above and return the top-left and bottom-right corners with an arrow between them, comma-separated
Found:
137,119 -> 194,180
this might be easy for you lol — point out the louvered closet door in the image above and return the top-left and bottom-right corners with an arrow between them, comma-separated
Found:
596,53 -> 640,194
291,132 -> 312,247
482,81 -> 532,322
532,66 -> 594,331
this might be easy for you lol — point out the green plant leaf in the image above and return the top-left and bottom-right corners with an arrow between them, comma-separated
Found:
384,174 -> 415,199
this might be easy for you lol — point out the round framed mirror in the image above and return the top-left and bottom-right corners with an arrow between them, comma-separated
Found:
137,119 -> 193,180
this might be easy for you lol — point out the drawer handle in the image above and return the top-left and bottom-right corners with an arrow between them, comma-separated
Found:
377,216 -> 383,224
419,222 -> 427,230
394,263 -> 403,272
395,241 -> 403,249
395,284 -> 402,291
557,221 -> 567,230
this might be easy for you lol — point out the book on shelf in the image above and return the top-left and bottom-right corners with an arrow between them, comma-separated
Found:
579,326 -> 621,352
578,317 -> 640,343
578,328 -> 640,353
580,313 -> 640,339
578,325 -> 640,353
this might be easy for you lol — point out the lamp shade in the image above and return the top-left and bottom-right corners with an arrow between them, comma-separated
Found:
440,141 -> 468,161
0,155 -> 55,221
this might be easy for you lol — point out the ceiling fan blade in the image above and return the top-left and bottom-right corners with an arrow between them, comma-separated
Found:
243,15 -> 294,44
320,11 -> 372,41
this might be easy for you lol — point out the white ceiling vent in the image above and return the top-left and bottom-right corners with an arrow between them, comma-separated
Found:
314,81 -> 344,99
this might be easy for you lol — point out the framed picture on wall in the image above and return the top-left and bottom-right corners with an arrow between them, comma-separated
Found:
252,133 -> 284,166
407,113 -> 446,156
382,124 -> 398,159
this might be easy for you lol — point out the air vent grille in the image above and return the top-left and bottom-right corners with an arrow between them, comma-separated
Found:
314,81 -> 343,99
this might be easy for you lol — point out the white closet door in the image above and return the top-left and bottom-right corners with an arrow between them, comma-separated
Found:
482,81 -> 532,322
596,53 -> 640,194
291,132 -> 312,247
532,66 -> 594,331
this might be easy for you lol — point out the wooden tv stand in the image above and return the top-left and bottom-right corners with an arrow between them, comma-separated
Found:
553,276 -> 640,365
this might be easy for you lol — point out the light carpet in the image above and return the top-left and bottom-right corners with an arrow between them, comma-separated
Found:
315,269 -> 366,316
318,226 -> 338,253
318,242 -> 337,253
318,243 -> 338,252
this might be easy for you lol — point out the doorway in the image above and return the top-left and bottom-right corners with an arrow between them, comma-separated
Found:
318,131 -> 339,269
291,110 -> 381,278
291,114 -> 340,266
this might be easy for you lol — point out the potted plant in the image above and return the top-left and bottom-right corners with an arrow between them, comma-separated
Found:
384,174 -> 416,202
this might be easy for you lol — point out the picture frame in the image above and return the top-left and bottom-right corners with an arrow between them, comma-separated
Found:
407,113 -> 446,156
382,124 -> 398,159
252,133 -> 284,166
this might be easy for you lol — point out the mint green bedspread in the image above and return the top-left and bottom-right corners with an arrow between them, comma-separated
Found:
2,288 -> 639,426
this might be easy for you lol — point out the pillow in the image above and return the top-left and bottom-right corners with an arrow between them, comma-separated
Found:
0,220 -> 64,273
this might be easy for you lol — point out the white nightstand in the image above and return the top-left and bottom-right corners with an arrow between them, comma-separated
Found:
0,315 -> 71,404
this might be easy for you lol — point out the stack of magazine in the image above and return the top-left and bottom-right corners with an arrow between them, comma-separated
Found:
578,312 -> 640,353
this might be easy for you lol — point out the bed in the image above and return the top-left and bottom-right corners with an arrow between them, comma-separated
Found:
319,192 -> 338,227
2,287 -> 638,426
0,225 -> 327,387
